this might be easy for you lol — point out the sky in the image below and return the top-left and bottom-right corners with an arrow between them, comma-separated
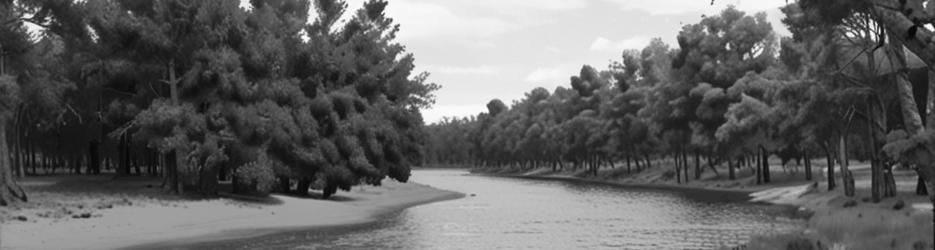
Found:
336,0 -> 792,124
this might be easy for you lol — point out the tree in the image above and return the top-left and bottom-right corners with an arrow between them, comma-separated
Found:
0,0 -> 80,205
651,6 -> 776,183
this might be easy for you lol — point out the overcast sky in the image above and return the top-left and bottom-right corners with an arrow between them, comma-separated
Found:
343,0 -> 790,124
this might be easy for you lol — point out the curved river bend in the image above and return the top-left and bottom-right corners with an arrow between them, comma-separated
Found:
200,169 -> 803,249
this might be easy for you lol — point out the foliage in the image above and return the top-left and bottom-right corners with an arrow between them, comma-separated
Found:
234,152 -> 278,194
0,0 -> 440,198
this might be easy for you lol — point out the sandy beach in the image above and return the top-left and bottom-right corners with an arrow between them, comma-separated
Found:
0,176 -> 463,250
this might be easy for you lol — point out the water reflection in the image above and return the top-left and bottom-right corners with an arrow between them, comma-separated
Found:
202,169 -> 802,249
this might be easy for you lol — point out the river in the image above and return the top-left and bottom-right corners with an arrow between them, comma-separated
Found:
197,169 -> 803,249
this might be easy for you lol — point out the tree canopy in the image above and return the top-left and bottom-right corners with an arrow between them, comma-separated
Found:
0,0 -> 439,203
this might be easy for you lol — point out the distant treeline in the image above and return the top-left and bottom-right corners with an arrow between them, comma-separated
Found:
425,4 -> 931,203
0,0 -> 438,205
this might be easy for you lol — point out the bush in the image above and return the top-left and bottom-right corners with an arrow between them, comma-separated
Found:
234,159 -> 277,194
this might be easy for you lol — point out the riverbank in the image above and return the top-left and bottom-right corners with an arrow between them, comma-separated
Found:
472,164 -> 934,249
470,164 -> 809,194
0,175 -> 463,250
747,183 -> 933,249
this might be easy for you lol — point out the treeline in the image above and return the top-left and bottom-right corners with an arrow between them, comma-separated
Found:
426,4 -> 930,203
0,0 -> 438,204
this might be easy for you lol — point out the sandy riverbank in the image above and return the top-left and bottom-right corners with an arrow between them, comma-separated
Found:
0,175 -> 463,250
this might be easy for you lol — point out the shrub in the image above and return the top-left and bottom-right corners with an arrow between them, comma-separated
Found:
234,158 -> 277,194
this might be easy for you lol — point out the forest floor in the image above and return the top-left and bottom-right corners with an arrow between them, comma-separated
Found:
0,175 -> 462,250
472,159 -> 934,250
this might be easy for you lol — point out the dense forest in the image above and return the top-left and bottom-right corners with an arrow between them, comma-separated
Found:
424,0 -> 935,231
0,0 -> 439,204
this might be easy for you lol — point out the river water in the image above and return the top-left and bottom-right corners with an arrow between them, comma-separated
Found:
198,169 -> 803,249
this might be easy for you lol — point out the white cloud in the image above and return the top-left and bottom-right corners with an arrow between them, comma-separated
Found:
589,36 -> 650,52
524,63 -> 578,84
545,45 -> 562,53
423,65 -> 500,75
473,40 -> 498,49
386,2 -> 520,41
601,0 -> 787,15
487,0 -> 589,11
422,105 -> 487,124
383,0 -> 593,42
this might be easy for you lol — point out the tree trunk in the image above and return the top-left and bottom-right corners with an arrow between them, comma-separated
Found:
804,150 -> 812,181
132,138 -> 141,175
871,158 -> 882,202
0,119 -> 27,206
198,163 -> 218,195
705,153 -> 719,176
88,140 -> 100,175
635,153 -> 643,171
682,149 -> 689,183
756,151 -> 763,185
675,151 -> 681,184
824,143 -> 836,191
28,140 -> 34,175
838,136 -> 855,197
728,158 -> 736,180
166,60 -> 182,194
887,35 -> 930,195
884,163 -> 897,197
918,176 -> 929,196
761,146 -> 770,183
625,153 -> 632,174
593,155 -> 598,176
295,179 -> 311,196
13,109 -> 22,178
694,149 -> 701,180
869,99 -> 883,203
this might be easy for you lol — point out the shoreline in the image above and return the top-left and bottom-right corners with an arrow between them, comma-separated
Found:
470,167 -> 799,195
1,178 -> 464,250
480,171 -> 758,194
